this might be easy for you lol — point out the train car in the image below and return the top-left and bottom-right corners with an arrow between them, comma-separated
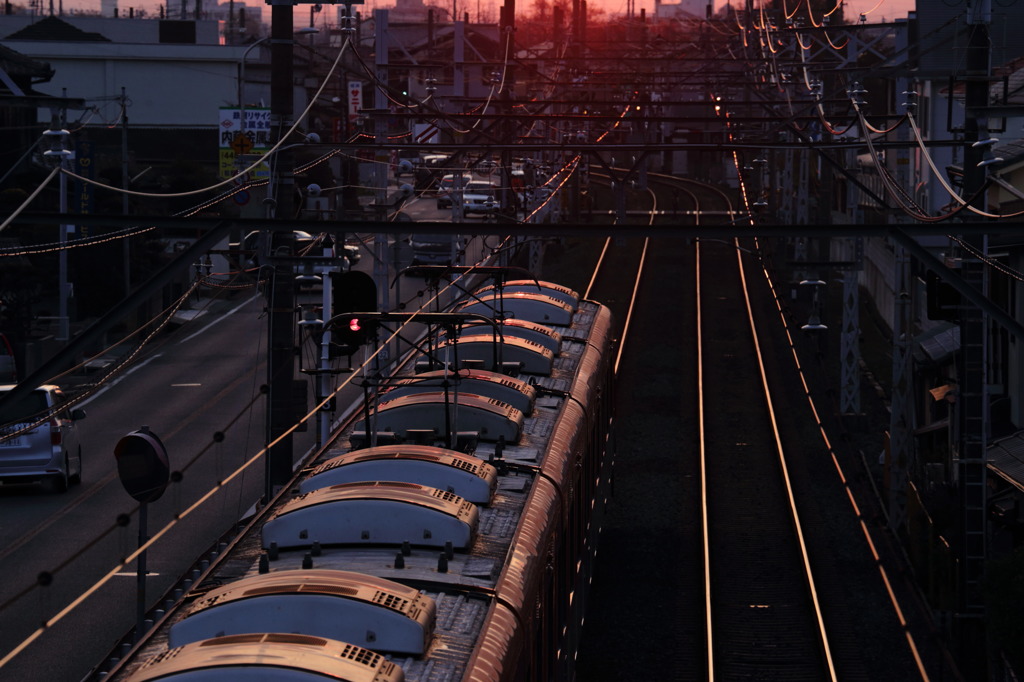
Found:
91,277 -> 615,682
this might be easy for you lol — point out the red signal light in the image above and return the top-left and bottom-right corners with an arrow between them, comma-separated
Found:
348,317 -> 362,332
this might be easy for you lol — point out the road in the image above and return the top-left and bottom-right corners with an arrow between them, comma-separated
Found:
0,290 -> 300,680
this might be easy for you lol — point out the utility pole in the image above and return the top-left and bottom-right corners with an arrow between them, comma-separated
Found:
266,0 -> 298,496
42,111 -> 72,342
839,239 -> 862,417
887,38 -> 915,534
889,244 -> 912,533
373,9 -> 392,372
957,0 -> 992,673
121,87 -> 131,299
498,1 -> 514,224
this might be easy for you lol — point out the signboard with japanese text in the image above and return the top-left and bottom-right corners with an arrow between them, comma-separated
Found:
218,107 -> 271,179
348,80 -> 362,126
72,139 -> 94,219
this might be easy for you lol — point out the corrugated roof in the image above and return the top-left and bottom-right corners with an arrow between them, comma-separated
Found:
916,323 -> 960,365
989,430 -> 1024,492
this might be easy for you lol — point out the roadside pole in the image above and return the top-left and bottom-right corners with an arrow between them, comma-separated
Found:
266,1 -> 298,496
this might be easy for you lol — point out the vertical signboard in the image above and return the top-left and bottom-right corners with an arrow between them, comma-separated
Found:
218,107 -> 272,179
72,139 -> 94,224
348,80 -> 363,131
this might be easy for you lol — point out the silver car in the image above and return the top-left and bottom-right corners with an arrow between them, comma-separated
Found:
462,181 -> 499,216
0,384 -> 86,492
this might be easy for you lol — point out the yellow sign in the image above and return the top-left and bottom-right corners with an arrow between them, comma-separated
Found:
219,149 -> 270,180
231,132 -> 254,155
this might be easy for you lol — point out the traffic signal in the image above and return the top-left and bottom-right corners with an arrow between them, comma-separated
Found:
331,271 -> 378,357
332,314 -> 376,356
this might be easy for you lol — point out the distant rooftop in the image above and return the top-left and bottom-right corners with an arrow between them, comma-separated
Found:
5,15 -> 111,41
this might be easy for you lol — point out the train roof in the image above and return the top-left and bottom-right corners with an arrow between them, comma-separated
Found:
128,633 -> 405,682
472,280 -> 580,309
300,445 -> 499,503
382,370 -> 537,416
103,297 -> 614,682
454,292 -> 576,326
169,569 -> 436,654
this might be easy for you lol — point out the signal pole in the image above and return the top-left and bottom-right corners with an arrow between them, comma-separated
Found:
266,0 -> 298,496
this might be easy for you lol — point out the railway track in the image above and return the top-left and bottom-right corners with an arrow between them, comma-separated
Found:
698,237 -> 834,680
13,164 -> 947,680
571,172 -> 942,680
648,170 -> 836,678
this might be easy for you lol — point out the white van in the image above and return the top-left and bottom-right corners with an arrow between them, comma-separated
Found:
421,154 -> 449,168
0,384 -> 86,492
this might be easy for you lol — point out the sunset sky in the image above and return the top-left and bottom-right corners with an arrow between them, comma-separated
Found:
50,0 -> 918,23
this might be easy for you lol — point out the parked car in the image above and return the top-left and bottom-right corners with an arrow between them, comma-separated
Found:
0,384 -> 86,492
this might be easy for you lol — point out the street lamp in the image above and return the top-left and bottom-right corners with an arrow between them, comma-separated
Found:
236,27 -> 319,146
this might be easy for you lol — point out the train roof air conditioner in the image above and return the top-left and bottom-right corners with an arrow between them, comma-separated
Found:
263,481 -> 479,550
301,444 -> 498,503
455,292 -> 575,325
474,280 -> 580,309
436,335 -> 555,375
127,633 -> 405,682
355,392 -> 525,442
455,318 -> 562,355
169,569 -> 435,655
383,369 -> 537,416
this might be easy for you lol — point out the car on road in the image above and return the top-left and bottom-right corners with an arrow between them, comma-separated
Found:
0,384 -> 86,492
436,174 -> 473,209
462,180 -> 499,216
410,234 -> 463,265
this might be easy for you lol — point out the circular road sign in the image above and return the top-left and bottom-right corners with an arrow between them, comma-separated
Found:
114,428 -> 170,503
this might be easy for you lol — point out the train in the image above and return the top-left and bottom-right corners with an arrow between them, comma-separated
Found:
92,274 -> 616,682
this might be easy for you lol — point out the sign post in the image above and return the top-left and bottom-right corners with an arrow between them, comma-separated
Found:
114,426 -> 169,642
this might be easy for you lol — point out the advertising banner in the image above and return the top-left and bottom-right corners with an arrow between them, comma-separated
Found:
218,107 -> 271,179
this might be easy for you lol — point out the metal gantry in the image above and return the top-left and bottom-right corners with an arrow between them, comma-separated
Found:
839,237 -> 862,416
